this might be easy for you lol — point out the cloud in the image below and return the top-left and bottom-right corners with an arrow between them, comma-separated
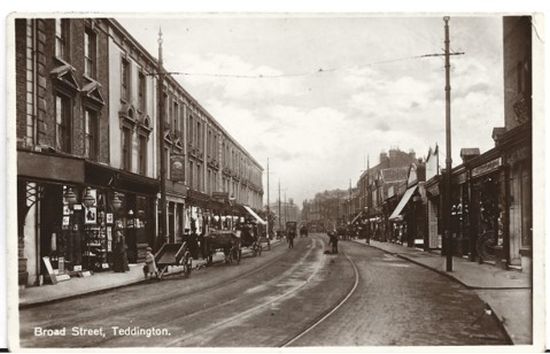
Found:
118,16 -> 505,205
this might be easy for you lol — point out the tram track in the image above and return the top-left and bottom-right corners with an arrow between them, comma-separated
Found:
20,237 -> 300,335
22,234 -> 360,348
83,237 -> 322,347
280,250 -> 360,347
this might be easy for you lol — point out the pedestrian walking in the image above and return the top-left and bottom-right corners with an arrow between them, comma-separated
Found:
328,230 -> 338,254
143,247 -> 158,279
113,222 -> 129,272
360,222 -> 370,245
287,232 -> 295,249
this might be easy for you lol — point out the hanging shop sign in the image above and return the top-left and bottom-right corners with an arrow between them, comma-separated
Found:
170,154 -> 185,182
472,158 -> 502,178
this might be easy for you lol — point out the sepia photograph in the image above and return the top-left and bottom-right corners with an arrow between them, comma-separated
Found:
6,11 -> 543,351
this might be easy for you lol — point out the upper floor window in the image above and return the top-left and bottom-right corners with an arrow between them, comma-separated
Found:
138,71 -> 147,112
196,121 -> 201,148
55,94 -> 71,152
517,60 -> 531,96
179,106 -> 185,135
138,135 -> 148,175
55,19 -> 68,59
187,114 -> 193,145
207,130 -> 212,157
121,127 -> 132,171
173,101 -> 179,133
121,57 -> 131,101
84,28 -> 96,78
84,109 -> 98,160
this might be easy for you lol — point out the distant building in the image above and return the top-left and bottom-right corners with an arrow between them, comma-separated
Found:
270,199 -> 300,231
357,148 -> 419,219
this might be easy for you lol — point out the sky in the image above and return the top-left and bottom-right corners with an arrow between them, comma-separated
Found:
118,15 -> 504,207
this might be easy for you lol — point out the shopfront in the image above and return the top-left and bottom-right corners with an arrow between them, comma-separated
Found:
85,161 -> 158,264
496,124 -> 532,270
19,156 -> 160,286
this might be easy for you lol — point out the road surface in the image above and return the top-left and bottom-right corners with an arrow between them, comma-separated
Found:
20,233 -> 510,347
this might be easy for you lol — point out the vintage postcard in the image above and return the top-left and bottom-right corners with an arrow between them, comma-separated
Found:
5,12 -> 545,352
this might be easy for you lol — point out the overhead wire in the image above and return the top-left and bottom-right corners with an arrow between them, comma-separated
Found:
158,51 -> 464,80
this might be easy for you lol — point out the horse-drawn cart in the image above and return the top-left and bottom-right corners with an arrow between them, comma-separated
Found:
203,231 -> 241,265
154,242 -> 193,279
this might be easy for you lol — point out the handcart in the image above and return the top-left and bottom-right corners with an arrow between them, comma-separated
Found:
154,242 -> 193,279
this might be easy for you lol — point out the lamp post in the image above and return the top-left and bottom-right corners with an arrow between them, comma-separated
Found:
157,28 -> 168,246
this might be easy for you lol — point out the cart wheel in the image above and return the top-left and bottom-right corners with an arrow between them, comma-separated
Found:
158,266 -> 168,280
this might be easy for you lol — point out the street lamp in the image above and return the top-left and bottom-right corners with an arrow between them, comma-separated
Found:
64,187 -> 77,207
83,187 -> 96,208
112,192 -> 122,212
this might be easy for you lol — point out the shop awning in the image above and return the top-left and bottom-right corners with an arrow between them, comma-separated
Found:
389,185 -> 418,221
351,211 -> 363,224
243,205 -> 267,225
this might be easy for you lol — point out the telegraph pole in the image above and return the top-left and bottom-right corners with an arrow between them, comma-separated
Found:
278,179 -> 282,232
284,190 -> 287,226
157,27 -> 168,246
443,16 -> 453,272
348,178 -> 352,223
266,158 -> 270,238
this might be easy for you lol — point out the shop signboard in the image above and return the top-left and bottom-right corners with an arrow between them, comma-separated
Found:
455,172 -> 467,185
472,158 -> 502,178
212,192 -> 229,204
170,154 -> 185,182
41,256 -> 57,285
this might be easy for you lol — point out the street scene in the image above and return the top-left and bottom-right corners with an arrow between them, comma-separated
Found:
12,15 -> 534,348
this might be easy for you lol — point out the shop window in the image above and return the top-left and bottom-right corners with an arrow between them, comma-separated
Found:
168,202 -> 175,243
55,19 -> 68,60
121,57 -> 131,102
84,109 -> 98,160
138,71 -> 146,112
55,93 -> 71,153
84,28 -> 96,78
520,162 -> 532,248
121,127 -> 132,171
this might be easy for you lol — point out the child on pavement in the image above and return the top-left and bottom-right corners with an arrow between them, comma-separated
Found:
144,247 -> 158,279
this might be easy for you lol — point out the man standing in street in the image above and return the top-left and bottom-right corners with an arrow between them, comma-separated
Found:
328,230 -> 338,254
361,220 -> 370,245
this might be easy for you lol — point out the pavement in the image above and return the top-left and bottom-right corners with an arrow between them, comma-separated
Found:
351,238 -> 532,345
19,239 -> 281,308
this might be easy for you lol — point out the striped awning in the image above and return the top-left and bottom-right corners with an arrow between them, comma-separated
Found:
389,185 -> 418,221
243,205 -> 267,225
